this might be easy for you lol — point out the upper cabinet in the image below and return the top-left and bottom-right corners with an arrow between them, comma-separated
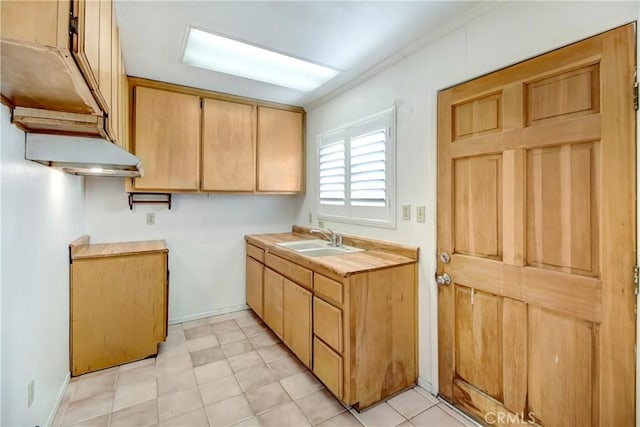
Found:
128,78 -> 305,195
0,0 -> 127,147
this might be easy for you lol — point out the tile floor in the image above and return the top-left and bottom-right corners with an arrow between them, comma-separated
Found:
53,309 -> 478,427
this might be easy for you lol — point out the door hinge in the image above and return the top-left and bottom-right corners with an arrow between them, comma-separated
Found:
69,16 -> 78,35
633,265 -> 639,295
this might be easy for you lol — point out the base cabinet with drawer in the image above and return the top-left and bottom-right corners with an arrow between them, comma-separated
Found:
245,236 -> 418,410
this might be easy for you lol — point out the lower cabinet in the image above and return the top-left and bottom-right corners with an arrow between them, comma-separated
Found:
283,279 -> 312,367
313,337 -> 344,399
246,256 -> 264,317
263,267 -> 284,337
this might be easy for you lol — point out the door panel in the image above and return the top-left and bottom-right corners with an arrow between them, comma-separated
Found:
263,268 -> 284,338
437,24 -> 636,426
283,279 -> 312,367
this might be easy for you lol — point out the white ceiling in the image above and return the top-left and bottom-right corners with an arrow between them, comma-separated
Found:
115,1 -> 488,107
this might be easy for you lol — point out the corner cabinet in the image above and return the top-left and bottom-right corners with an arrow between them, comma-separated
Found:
127,78 -> 305,195
1,0 -> 129,146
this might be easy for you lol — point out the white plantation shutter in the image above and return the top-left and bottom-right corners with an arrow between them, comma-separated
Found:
317,107 -> 396,228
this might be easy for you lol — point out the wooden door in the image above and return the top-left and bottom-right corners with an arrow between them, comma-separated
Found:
437,24 -> 636,426
132,86 -> 200,191
246,256 -> 264,318
263,268 -> 284,338
257,107 -> 304,192
202,98 -> 255,191
283,279 -> 312,367
72,0 -> 101,93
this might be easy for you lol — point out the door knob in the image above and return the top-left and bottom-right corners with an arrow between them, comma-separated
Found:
436,273 -> 452,286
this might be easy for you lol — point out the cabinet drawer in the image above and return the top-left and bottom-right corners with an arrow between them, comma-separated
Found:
246,243 -> 264,263
313,297 -> 343,354
314,274 -> 343,305
265,253 -> 312,289
313,337 -> 343,400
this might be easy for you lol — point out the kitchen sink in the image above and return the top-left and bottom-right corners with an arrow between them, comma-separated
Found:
276,239 -> 365,256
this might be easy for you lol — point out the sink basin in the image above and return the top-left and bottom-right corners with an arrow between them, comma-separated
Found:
276,239 -> 365,257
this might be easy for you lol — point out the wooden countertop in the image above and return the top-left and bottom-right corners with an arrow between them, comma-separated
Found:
246,228 -> 418,278
70,235 -> 168,260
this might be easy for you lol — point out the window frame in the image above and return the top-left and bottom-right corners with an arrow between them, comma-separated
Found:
316,106 -> 396,229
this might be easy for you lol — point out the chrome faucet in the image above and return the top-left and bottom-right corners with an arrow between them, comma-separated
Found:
310,228 -> 343,247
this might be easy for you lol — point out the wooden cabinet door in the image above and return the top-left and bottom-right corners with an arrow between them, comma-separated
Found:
97,0 -> 111,117
132,86 -> 200,191
283,279 -> 312,367
202,99 -> 255,191
257,107 -> 303,192
313,337 -> 343,399
263,268 -> 284,337
246,256 -> 264,318
72,0 -> 101,93
437,25 -> 636,426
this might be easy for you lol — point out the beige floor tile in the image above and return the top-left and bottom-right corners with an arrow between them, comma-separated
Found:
67,413 -> 110,427
119,358 -> 156,373
204,394 -> 254,426
70,366 -> 119,381
158,386 -> 204,421
256,343 -> 291,363
157,341 -> 189,361
216,329 -> 246,344
113,378 -> 157,412
110,399 -> 158,427
183,318 -> 211,330
208,313 -> 236,324
387,389 -> 437,419
166,328 -> 186,344
410,405 -> 465,427
185,324 -> 214,340
211,319 -> 241,333
190,346 -> 226,367
354,403 -> 405,427
159,408 -> 209,427
158,369 -> 198,396
436,403 -> 480,427
249,332 -> 279,349
235,364 -> 277,392
412,387 -> 439,406
257,401 -> 311,426
117,364 -> 156,386
52,391 -> 71,427
296,389 -> 345,424
168,323 -> 184,333
199,374 -> 242,405
244,381 -> 291,414
232,416 -> 261,427
316,411 -> 363,427
221,339 -> 254,358
70,372 -> 116,402
62,391 -> 114,426
280,371 -> 323,400
194,359 -> 233,385
228,351 -> 264,373
397,421 -> 413,427
240,323 -> 269,337
269,356 -> 306,379
187,335 -> 220,353
156,354 -> 193,377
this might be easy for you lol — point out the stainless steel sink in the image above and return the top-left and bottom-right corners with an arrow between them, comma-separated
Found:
276,239 -> 365,257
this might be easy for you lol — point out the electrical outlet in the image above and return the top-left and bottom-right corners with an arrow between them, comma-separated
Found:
402,204 -> 411,221
27,380 -> 34,408
416,205 -> 426,223
308,212 -> 313,224
146,212 -> 156,225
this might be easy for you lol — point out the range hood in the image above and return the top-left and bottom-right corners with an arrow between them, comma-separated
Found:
25,133 -> 143,177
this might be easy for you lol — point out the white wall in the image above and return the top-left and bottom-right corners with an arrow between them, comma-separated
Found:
84,178 -> 299,323
296,1 -> 640,392
1,105 -> 86,426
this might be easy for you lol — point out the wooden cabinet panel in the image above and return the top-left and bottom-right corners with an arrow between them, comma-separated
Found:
263,268 -> 284,338
257,107 -> 304,192
74,0 -> 101,90
132,86 -> 200,191
313,337 -> 343,399
265,253 -> 312,289
314,274 -> 343,305
71,251 -> 168,376
97,0 -> 111,117
202,98 -> 255,191
313,297 -> 343,354
283,279 -> 312,367
246,256 -> 264,318
246,243 -> 264,263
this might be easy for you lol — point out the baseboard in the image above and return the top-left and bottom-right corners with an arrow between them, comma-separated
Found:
168,304 -> 250,325
45,371 -> 70,427
417,376 -> 436,395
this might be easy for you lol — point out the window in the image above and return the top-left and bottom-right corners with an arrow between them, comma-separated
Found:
317,107 -> 396,228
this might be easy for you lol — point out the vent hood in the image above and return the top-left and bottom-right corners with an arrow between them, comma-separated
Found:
25,134 -> 143,177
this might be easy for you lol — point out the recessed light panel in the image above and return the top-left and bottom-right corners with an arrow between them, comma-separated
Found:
182,27 -> 341,92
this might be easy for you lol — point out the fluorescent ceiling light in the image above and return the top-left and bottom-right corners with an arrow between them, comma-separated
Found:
182,27 -> 341,92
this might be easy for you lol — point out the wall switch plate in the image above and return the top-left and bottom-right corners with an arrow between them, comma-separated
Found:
146,212 -> 156,225
402,204 -> 411,221
416,205 -> 426,223
308,212 -> 313,223
27,380 -> 34,408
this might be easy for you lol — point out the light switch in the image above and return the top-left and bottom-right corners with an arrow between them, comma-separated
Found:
416,206 -> 426,223
402,204 -> 411,221
146,212 -> 156,225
